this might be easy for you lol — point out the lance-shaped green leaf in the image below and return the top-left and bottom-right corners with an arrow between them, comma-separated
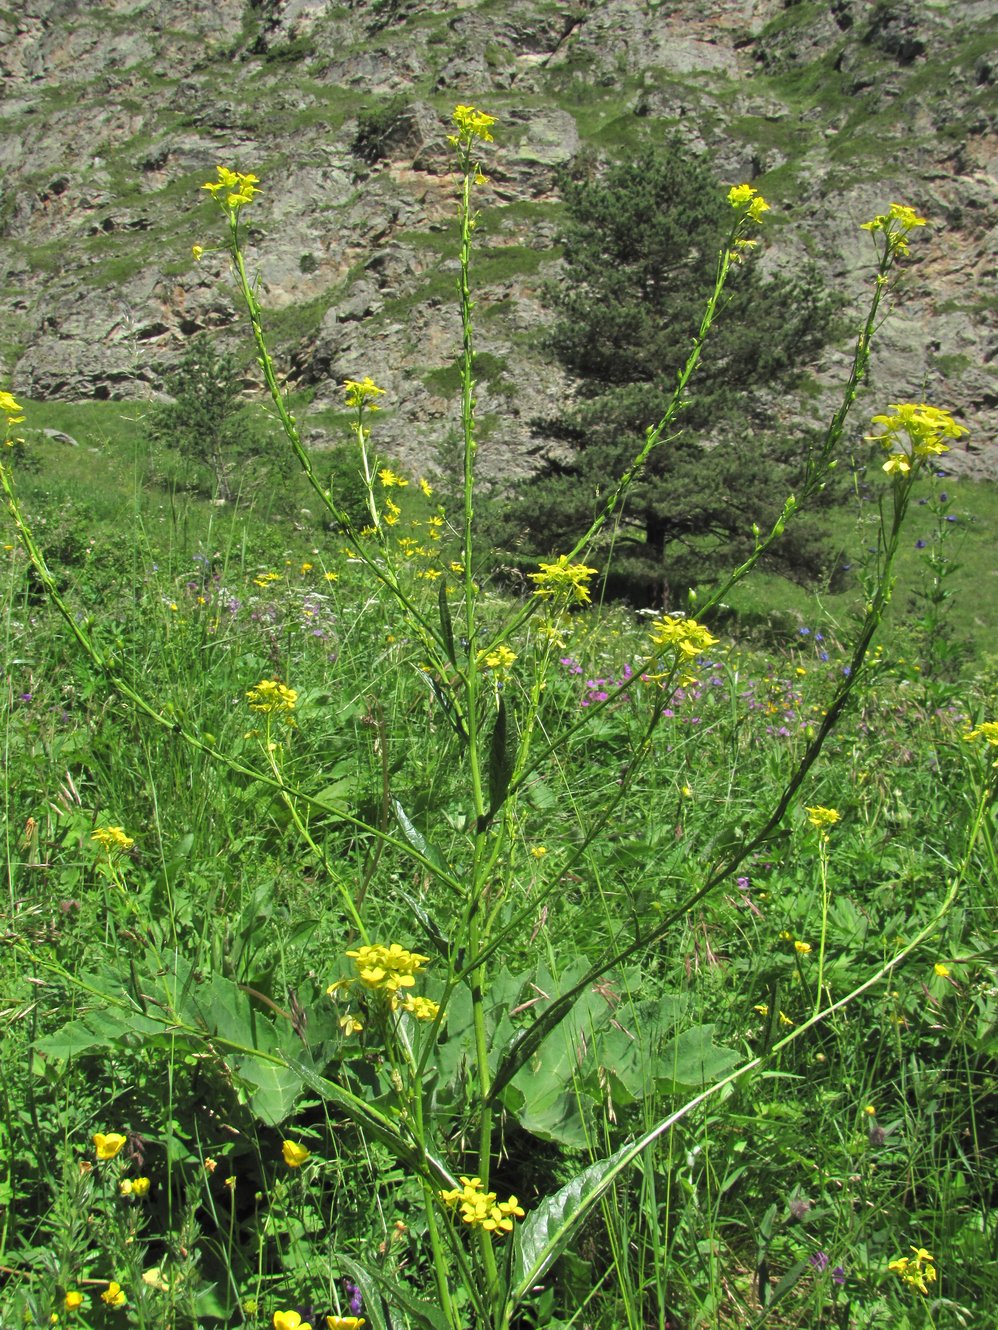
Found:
487,696 -> 514,816
438,580 -> 457,669
391,798 -> 452,879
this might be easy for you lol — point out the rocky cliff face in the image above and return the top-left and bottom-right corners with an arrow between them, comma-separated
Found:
1,0 -> 995,481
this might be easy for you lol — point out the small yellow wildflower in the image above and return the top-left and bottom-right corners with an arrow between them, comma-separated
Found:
0,389 -> 25,423
378,467 -> 408,487
93,1132 -> 127,1161
201,166 -> 261,213
246,679 -> 297,720
101,1283 -> 126,1308
867,403 -> 968,474
864,1104 -> 877,1116
281,1140 -> 311,1168
141,1268 -> 170,1292
339,1012 -> 363,1035
649,615 -> 719,659
399,994 -> 441,1021
530,845 -> 548,859
439,1176 -> 525,1233
964,720 -> 998,765
727,183 -> 770,221
889,1247 -> 937,1296
344,942 -> 430,993
63,1293 -> 84,1312
327,1317 -> 366,1330
529,556 -> 599,604
274,1313 -> 312,1330
191,244 -> 204,261
862,202 -> 927,254
794,940 -> 812,956
418,477 -> 433,497
933,962 -> 951,978
343,377 -> 385,410
806,806 -> 840,831
481,644 -> 517,674
448,104 -> 497,148
91,826 -> 134,852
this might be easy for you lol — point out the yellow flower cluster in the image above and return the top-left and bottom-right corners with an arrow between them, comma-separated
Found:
246,679 -> 298,719
648,615 -> 720,659
91,827 -> 134,852
861,202 -> 927,255
448,104 -> 497,148
398,994 -> 441,1021
529,556 -> 599,605
867,402 -> 968,476
93,1132 -> 127,1160
344,942 -> 429,992
329,943 -> 439,1028
727,183 -> 770,222
806,805 -> 840,831
201,166 -> 261,213
378,467 -> 408,487
1,388 -> 24,426
964,720 -> 998,766
480,644 -> 517,677
889,1246 -> 937,1296
439,1176 -> 526,1233
343,377 -> 385,410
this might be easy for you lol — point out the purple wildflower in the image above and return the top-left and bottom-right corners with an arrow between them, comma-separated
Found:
809,1251 -> 829,1273
832,1266 -> 846,1285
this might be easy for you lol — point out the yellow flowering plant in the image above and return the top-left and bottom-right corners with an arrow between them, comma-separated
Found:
1,84 -> 983,1330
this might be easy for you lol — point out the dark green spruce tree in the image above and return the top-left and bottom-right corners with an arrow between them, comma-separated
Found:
503,142 -> 840,604
148,333 -> 268,503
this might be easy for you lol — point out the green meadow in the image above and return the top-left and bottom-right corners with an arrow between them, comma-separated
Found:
1,119 -> 995,1330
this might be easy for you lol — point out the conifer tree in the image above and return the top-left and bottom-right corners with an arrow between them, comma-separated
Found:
504,142 -> 838,604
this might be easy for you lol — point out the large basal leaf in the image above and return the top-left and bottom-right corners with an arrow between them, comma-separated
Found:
232,1056 -> 305,1125
34,1008 -> 165,1060
656,1024 -> 740,1094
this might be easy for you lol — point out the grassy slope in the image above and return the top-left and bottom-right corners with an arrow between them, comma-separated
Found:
14,398 -> 997,660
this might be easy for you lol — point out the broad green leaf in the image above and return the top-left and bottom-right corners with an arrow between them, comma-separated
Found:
232,1056 -> 304,1125
656,1025 -> 740,1094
